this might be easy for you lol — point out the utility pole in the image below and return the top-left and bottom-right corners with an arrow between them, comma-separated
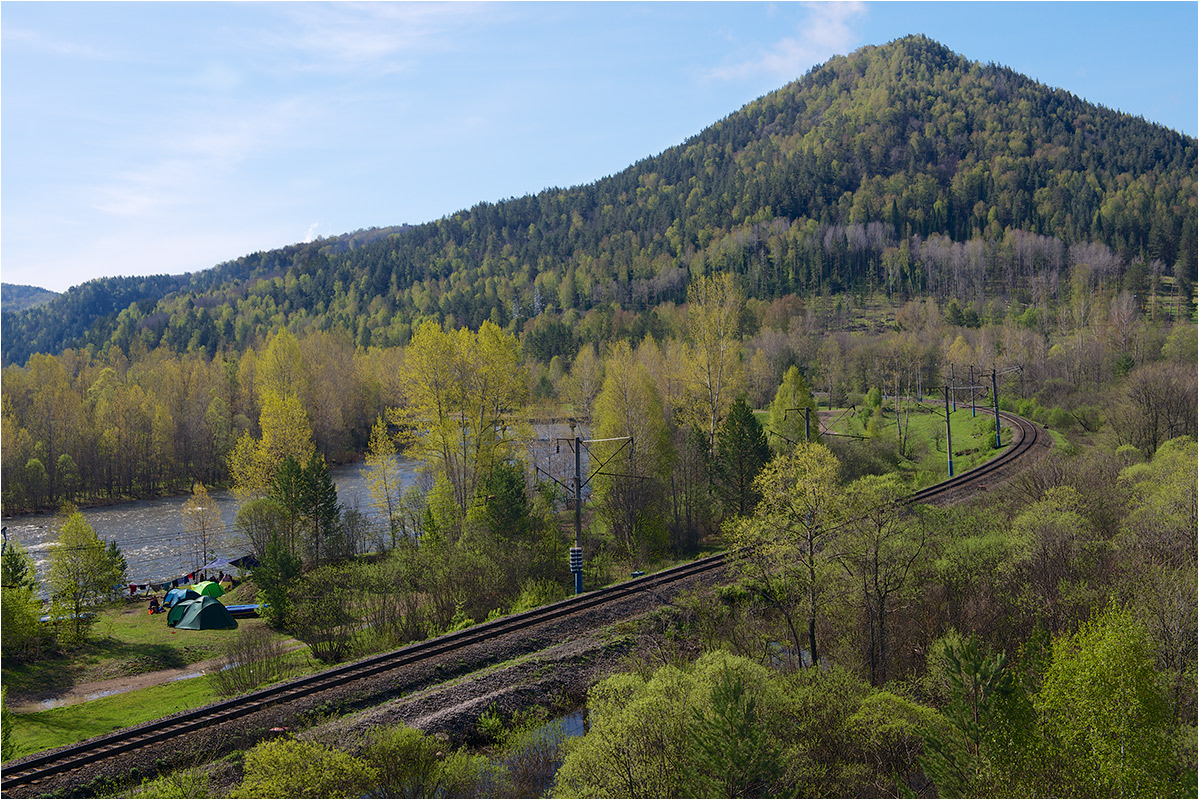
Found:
805,406 -> 811,443
991,368 -> 1001,449
944,385 -> 953,477
969,365 -> 976,417
548,434 -> 633,596
571,436 -> 583,595
950,365 -> 957,412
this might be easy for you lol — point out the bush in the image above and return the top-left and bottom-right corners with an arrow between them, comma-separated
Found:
510,578 -> 566,615
361,725 -> 445,797
291,567 -> 358,664
132,766 -> 212,798
234,737 -> 377,798
500,714 -> 571,798
1047,406 -> 1074,432
209,624 -> 290,698
1,586 -> 51,661
361,724 -> 495,798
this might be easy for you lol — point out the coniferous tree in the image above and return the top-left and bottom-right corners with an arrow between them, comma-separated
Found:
302,451 -> 341,565
713,397 -> 771,518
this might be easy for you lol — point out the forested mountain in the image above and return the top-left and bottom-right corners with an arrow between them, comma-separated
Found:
1,284 -> 59,314
4,36 -> 1196,795
3,35 -> 1194,366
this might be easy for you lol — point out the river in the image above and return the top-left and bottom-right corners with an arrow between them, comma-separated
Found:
2,459 -> 421,591
2,423 -> 589,593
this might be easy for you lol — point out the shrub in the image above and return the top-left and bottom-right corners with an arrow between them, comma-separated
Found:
1,586 -> 50,661
500,714 -> 570,798
291,567 -> 358,664
132,766 -> 212,798
234,737 -> 377,799
510,578 -> 566,615
209,624 -> 289,698
360,724 -> 494,798
361,725 -> 445,797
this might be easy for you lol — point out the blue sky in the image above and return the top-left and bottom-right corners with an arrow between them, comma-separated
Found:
3,1 -> 1196,293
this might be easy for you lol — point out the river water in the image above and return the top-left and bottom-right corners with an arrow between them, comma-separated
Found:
2,459 -> 421,591
2,423 -> 589,593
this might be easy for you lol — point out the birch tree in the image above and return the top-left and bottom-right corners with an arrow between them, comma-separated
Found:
183,481 -> 222,574
48,512 -> 125,640
362,417 -> 403,548
731,442 -> 842,668
682,273 -> 746,449
395,320 -> 527,518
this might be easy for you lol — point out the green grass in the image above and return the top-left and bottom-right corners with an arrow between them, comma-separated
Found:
823,401 -> 1012,489
1,593 -> 312,762
4,640 -> 316,761
5,674 -> 219,761
3,599 -> 269,697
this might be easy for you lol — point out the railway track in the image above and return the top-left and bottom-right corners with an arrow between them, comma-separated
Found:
0,410 -> 1043,795
906,408 -> 1041,505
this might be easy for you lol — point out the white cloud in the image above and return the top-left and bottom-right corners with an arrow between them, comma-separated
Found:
304,223 -> 320,244
709,1 -> 867,82
87,98 -> 310,219
267,1 -> 496,76
1,26 -> 121,61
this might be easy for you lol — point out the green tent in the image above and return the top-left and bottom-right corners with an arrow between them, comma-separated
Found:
167,596 -> 237,630
192,580 -> 225,598
166,599 -> 192,628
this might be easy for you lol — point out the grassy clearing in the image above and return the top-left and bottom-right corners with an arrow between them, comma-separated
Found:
6,674 -> 219,761
822,401 -> 1012,489
1,589 -> 316,761
4,640 -> 315,761
3,598 -> 262,696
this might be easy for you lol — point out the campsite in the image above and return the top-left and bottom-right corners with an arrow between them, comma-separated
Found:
1,582 -> 313,761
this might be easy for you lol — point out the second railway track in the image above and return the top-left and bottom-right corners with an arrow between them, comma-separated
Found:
0,410 -> 1048,797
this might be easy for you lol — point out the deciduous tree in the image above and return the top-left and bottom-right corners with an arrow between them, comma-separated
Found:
396,320 -> 527,517
731,442 -> 842,668
362,417 -> 403,549
681,272 -> 746,448
48,511 -> 126,640
1037,605 -> 1177,796
182,481 -> 221,574
767,365 -> 818,451
838,473 -> 924,686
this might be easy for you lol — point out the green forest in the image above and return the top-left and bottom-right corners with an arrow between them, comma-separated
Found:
1,35 -> 1196,798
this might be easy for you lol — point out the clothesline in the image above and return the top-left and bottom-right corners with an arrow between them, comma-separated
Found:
121,553 -> 259,597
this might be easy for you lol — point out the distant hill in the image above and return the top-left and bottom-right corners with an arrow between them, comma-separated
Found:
2,283 -> 59,314
3,35 -> 1195,365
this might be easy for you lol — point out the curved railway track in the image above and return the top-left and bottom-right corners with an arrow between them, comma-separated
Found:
0,410 -> 1045,796
906,408 -> 1041,505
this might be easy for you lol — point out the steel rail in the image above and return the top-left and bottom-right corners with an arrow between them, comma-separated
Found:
1,412 -> 1042,795
1,554 -> 726,793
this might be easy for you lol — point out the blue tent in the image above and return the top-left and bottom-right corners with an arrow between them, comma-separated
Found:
163,587 -> 200,607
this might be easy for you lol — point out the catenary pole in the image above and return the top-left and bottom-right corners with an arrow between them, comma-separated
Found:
991,369 -> 1001,449
573,437 -> 583,595
970,365 -> 976,417
944,386 -> 954,477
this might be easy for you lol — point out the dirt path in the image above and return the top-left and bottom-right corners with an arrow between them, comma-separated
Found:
7,640 -> 307,714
